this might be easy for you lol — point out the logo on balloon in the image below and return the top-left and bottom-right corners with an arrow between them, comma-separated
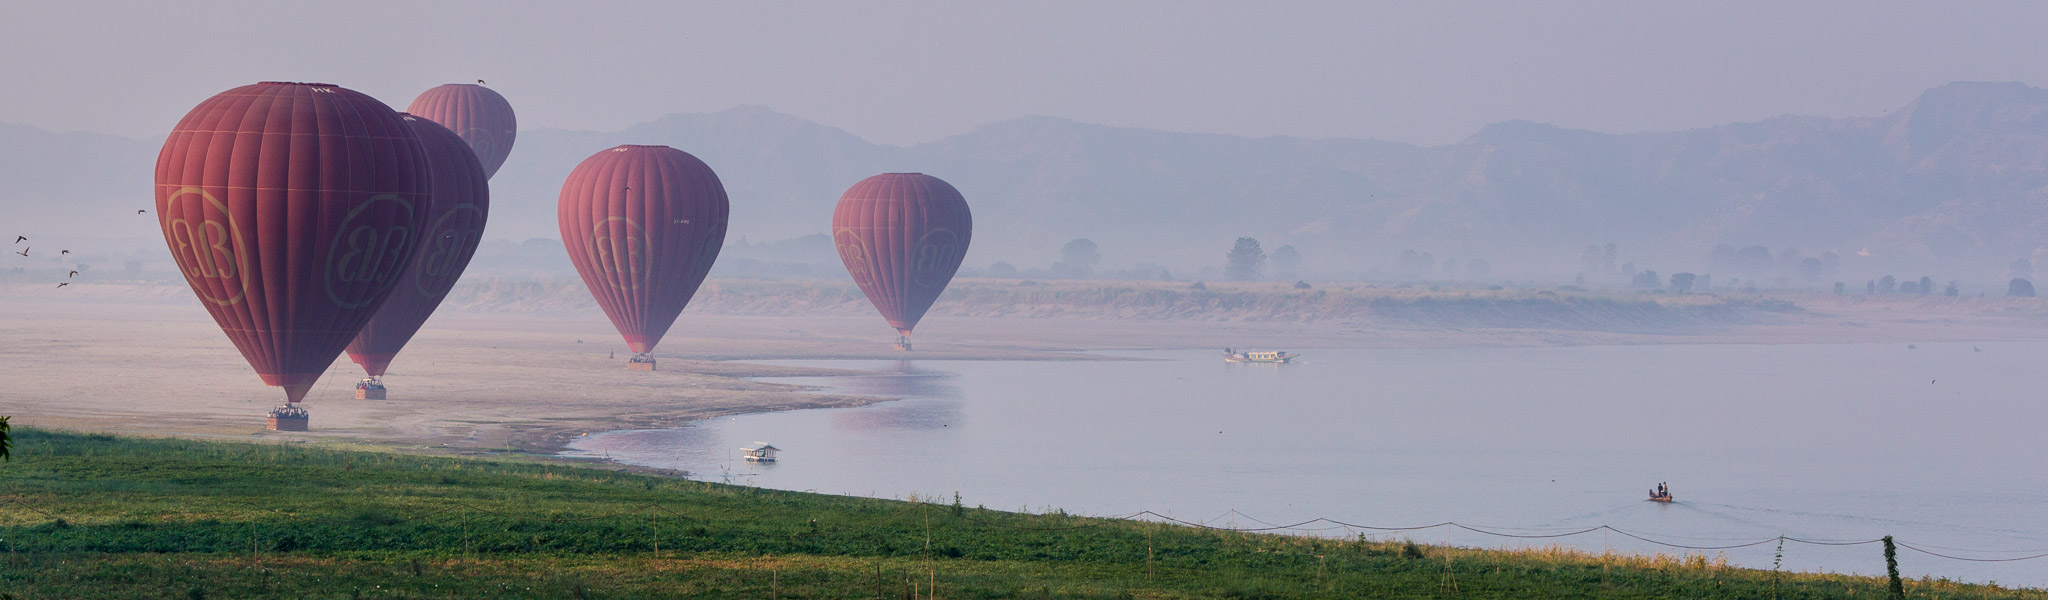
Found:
162,187 -> 249,305
460,128 -> 496,162
834,229 -> 872,282
911,229 -> 962,288
326,194 -> 418,309
591,217 -> 649,288
411,204 -> 486,298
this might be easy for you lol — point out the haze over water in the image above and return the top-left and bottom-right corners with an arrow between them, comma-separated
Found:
569,343 -> 2048,586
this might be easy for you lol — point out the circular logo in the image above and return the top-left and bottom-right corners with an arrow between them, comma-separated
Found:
411,204 -> 487,298
834,228 -> 872,282
161,187 -> 249,305
910,228 -> 962,288
591,217 -> 648,288
326,194 -> 418,309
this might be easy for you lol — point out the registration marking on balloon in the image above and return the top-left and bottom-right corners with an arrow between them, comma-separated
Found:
834,229 -> 873,281
911,228 -> 963,288
326,194 -> 418,309
162,187 -> 250,305
412,204 -> 486,298
591,217 -> 649,288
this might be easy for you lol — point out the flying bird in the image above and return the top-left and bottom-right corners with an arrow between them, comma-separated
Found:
137,209 -> 147,214
60,250 -> 69,255
68,270 -> 78,278
477,79 -> 486,85
55,282 -> 68,288
13,236 -> 23,243
13,247 -> 26,257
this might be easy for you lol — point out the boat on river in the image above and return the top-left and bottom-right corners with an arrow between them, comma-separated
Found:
1223,348 -> 1298,363
1648,482 -> 1674,503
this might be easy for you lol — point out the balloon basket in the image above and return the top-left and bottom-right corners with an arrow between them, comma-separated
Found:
894,336 -> 912,352
266,405 -> 309,432
627,354 -> 657,371
354,377 -> 387,400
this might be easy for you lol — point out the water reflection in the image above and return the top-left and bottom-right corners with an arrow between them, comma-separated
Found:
823,360 -> 964,399
831,398 -> 965,431
766,361 -> 970,431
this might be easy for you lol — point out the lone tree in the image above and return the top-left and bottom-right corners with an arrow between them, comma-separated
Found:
1053,239 -> 1100,278
1669,272 -> 1697,294
1270,245 -> 1302,280
1225,237 -> 1266,281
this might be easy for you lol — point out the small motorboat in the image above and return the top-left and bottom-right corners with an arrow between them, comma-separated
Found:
1648,482 -> 1674,503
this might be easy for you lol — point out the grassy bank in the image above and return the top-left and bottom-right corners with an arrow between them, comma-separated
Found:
1,428 -> 2030,599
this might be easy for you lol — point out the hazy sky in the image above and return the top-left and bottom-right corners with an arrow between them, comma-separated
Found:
3,1 -> 2045,146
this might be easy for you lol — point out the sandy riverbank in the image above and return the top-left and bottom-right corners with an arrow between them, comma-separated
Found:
5,283 -> 2048,456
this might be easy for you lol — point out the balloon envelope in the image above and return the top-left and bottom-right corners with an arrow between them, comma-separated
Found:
407,84 -> 516,179
155,82 -> 433,402
832,173 -> 972,335
557,145 -> 729,353
346,115 -> 491,377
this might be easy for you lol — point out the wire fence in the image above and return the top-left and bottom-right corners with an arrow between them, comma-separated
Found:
5,493 -> 2045,566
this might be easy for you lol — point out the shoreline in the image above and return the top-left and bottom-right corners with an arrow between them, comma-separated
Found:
6,294 -> 2048,460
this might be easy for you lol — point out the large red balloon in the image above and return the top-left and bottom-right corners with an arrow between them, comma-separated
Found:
832,173 -> 972,337
557,145 -> 728,354
345,115 -> 491,378
155,82 -> 433,403
407,84 -> 516,179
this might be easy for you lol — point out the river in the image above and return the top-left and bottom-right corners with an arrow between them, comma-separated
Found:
566,342 -> 2048,586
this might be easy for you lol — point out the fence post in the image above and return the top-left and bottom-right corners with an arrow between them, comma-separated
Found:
1146,524 -> 1155,582
1882,535 -> 1904,600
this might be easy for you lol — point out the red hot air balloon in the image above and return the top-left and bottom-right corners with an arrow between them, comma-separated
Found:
155,82 -> 432,419
344,115 -> 491,395
407,84 -> 516,179
557,146 -> 729,369
832,173 -> 972,350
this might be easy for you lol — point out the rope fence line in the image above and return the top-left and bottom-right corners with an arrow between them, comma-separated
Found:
1896,542 -> 2048,563
3,495 -> 2045,564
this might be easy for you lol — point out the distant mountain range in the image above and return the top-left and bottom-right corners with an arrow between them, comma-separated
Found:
10,82 -> 2048,281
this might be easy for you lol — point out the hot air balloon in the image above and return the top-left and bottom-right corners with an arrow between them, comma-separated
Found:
343,115 -> 491,398
407,84 -> 516,179
558,145 -> 729,370
155,82 -> 432,429
832,173 -> 972,350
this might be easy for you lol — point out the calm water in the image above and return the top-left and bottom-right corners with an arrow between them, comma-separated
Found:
567,342 -> 2048,585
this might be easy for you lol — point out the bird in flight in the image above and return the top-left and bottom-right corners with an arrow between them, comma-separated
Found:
68,270 -> 78,278
13,247 -> 26,257
60,250 -> 69,255
137,209 -> 147,214
477,79 -> 486,85
55,282 -> 68,288
13,236 -> 23,243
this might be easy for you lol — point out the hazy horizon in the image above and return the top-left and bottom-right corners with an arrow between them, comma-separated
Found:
6,1 -> 2048,146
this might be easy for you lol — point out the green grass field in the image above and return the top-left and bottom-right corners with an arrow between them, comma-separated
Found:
0,428 -> 2033,599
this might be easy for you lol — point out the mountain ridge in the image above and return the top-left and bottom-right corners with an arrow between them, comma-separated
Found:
9,81 -> 2048,280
